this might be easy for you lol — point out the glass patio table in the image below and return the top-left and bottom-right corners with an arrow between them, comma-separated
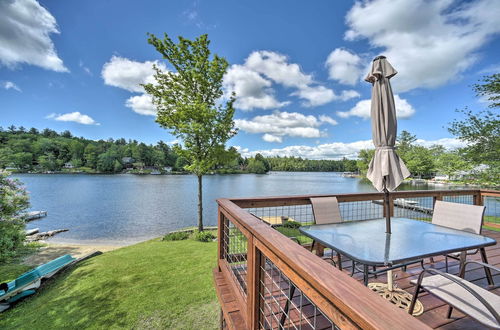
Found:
299,217 -> 497,286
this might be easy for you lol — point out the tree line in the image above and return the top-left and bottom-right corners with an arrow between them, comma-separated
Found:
0,126 -> 359,174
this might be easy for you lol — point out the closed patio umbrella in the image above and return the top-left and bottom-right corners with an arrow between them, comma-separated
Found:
364,56 -> 422,314
365,55 -> 410,234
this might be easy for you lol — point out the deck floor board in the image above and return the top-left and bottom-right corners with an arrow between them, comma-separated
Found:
220,229 -> 499,329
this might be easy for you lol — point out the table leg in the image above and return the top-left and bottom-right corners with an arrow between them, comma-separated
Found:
458,251 -> 466,275
363,265 -> 369,286
480,248 -> 494,286
387,269 -> 393,291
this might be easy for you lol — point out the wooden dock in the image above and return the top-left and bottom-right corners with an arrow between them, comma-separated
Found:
373,199 -> 434,215
24,211 -> 47,221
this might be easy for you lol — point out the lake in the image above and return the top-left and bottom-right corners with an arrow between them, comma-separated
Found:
12,172 -> 476,245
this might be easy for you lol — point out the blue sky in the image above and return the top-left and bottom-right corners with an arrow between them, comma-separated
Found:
1,0 -> 499,159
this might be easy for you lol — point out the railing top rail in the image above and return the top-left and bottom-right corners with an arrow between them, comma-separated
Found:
218,197 -> 429,330
228,189 -> 486,208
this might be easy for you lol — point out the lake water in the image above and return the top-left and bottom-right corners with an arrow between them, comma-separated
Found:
12,172 -> 481,245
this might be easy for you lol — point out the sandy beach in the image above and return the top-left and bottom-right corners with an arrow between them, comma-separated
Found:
23,242 -> 123,267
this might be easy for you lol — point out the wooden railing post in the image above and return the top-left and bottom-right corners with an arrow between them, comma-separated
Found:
474,190 -> 483,206
217,207 -> 224,266
247,237 -> 262,329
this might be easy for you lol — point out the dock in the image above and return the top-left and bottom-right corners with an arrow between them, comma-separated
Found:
24,211 -> 48,221
372,199 -> 434,215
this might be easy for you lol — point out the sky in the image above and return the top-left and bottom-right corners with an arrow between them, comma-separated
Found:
1,0 -> 499,159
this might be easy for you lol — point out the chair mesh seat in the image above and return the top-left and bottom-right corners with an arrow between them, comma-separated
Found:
411,274 -> 500,329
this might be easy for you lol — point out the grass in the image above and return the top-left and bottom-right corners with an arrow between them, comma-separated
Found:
0,242 -> 44,283
0,239 -> 218,330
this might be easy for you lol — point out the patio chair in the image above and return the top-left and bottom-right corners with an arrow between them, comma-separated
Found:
409,260 -> 499,329
310,197 -> 344,267
431,201 -> 492,282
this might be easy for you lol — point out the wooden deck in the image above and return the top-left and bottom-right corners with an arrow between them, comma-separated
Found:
216,228 -> 499,329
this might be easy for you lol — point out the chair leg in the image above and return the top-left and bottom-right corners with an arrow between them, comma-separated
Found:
445,255 -> 449,273
310,240 -> 315,253
337,253 -> 342,271
373,266 -> 377,278
420,259 -> 424,269
430,256 -> 435,264
480,248 -> 494,286
446,306 -> 453,319
408,284 -> 420,315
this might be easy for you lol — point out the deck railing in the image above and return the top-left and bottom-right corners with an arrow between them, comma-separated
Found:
215,189 -> 499,329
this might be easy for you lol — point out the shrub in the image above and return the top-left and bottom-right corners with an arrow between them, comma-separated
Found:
191,230 -> 216,242
162,231 -> 189,241
0,220 -> 26,263
282,220 -> 301,229
0,171 -> 29,262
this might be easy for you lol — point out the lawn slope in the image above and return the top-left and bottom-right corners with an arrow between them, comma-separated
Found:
0,239 -> 218,330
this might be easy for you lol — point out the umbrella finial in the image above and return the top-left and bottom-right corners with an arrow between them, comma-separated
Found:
373,55 -> 386,61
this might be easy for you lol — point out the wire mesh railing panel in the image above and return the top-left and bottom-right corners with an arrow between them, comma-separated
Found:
247,205 -> 314,225
258,254 -> 338,330
442,194 -> 474,205
393,196 -> 435,221
484,195 -> 500,224
338,200 -> 383,221
222,214 -> 248,297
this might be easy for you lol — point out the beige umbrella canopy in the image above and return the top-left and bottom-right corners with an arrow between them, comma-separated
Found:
365,56 -> 410,233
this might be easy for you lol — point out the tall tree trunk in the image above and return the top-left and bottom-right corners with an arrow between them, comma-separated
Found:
197,174 -> 204,232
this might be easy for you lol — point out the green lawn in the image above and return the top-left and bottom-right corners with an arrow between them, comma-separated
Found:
0,239 -> 218,330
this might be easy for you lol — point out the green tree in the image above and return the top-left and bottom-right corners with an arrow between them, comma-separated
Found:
436,151 -> 471,179
37,153 -> 58,171
448,74 -> 499,184
404,146 -> 435,178
143,33 -> 237,231
97,152 -> 118,173
84,144 -> 98,168
356,149 -> 375,175
247,158 -> 267,174
0,171 -> 29,262
11,152 -> 33,170
473,73 -> 499,108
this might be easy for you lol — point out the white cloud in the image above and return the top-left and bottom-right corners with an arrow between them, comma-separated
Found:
262,134 -> 282,143
2,81 -> 21,92
0,0 -> 67,72
325,48 -> 363,85
344,0 -> 500,92
337,95 -> 415,119
235,111 -> 337,142
125,94 -> 156,116
319,115 -> 338,126
227,50 -> 356,109
101,56 -> 166,93
415,138 -> 466,149
223,64 -> 289,110
238,137 -> 465,160
235,112 -> 339,143
79,60 -> 92,76
46,112 -> 99,125
339,90 -> 361,101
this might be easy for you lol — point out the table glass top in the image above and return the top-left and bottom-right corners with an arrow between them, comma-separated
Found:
299,218 -> 496,265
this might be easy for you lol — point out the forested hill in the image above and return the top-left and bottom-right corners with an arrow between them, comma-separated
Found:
0,126 -> 359,174
0,126 -> 182,173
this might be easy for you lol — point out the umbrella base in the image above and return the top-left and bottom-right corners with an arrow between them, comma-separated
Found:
368,282 -> 424,316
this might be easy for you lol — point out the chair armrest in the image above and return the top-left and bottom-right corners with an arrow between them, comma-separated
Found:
463,260 -> 500,273
414,267 -> 500,323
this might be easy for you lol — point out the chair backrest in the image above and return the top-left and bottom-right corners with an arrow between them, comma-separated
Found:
432,200 -> 485,234
310,197 -> 342,225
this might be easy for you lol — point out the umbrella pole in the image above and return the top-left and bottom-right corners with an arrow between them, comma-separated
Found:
383,179 -> 391,234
